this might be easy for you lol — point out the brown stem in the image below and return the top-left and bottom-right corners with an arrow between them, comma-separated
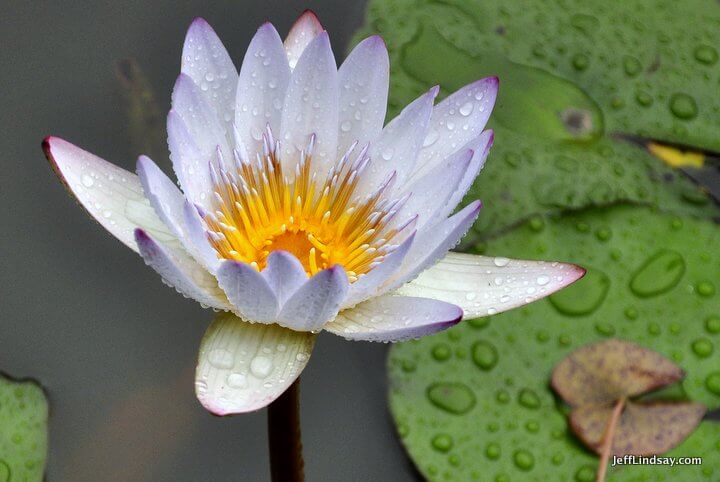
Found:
268,378 -> 304,482
597,397 -> 626,482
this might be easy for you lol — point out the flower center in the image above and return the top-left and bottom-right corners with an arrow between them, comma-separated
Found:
202,129 -> 409,282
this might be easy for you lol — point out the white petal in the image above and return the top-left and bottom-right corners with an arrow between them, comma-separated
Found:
44,137 -> 176,253
196,313 -> 315,415
235,23 -> 291,155
216,260 -> 279,323
342,232 -> 415,309
181,18 -> 238,135
326,295 -> 462,342
135,229 -> 231,310
278,266 -> 349,332
279,31 -> 338,177
337,36 -> 389,155
386,200 -> 482,290
167,110 -> 212,209
355,87 -> 437,199
283,10 -> 323,70
396,252 -> 586,318
182,202 -> 221,273
171,74 -> 231,158
441,130 -> 494,219
262,251 -> 308,305
412,77 -> 498,180
136,155 -> 185,238
395,148 -> 472,229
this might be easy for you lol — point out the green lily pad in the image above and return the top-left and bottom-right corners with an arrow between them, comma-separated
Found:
388,204 -> 720,481
0,374 -> 48,482
353,0 -> 720,238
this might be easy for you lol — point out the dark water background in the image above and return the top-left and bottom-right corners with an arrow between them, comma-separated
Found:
1,1 -> 419,480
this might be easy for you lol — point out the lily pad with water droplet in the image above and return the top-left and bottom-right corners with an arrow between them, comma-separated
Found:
353,0 -> 720,239
0,374 -> 48,481
387,204 -> 720,480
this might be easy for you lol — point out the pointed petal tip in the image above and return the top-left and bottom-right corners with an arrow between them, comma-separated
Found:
189,17 -> 210,29
295,9 -> 323,29
429,85 -> 441,98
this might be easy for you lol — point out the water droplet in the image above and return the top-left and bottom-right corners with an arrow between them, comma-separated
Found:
81,174 -> 94,187
571,53 -> 589,71
431,344 -> 451,361
696,280 -> 715,297
340,120 -> 352,132
401,359 -> 416,372
624,307 -> 639,320
635,90 -> 653,107
513,449 -> 535,471
594,322 -> 615,336
381,147 -> 394,161
250,355 -> 273,378
426,382 -> 476,414
525,420 -> 539,433
691,338 -> 714,358
485,442 -> 501,460
493,257 -> 510,267
536,275 -> 550,286
705,316 -> 720,334
694,45 -> 718,65
706,372 -> 720,395
472,340 -> 498,370
518,388 -> 540,409
431,434 -> 453,453
622,56 -> 641,76
575,465 -> 595,482
630,250 -> 685,298
529,216 -> 545,232
669,93 -> 698,120
549,269 -> 610,316
459,102 -> 474,116
208,349 -> 234,369
493,389 -> 510,405
227,372 -> 248,388
468,317 -> 490,330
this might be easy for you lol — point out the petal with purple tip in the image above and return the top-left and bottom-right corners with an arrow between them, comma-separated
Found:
196,312 -> 315,415
235,23 -> 291,155
337,35 -> 389,156
396,252 -> 586,318
412,77 -> 498,180
135,229 -> 232,310
279,31 -> 338,177
167,111 -> 212,209
278,266 -> 349,332
326,295 -> 462,342
283,10 -> 323,70
181,18 -> 238,135
441,130 -> 494,218
43,137 -> 176,253
216,260 -> 279,323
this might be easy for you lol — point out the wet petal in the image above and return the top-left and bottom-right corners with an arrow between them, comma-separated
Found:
412,76 -> 498,179
181,18 -> 238,135
278,266 -> 349,331
337,35 -> 389,156
262,251 -> 308,305
196,313 -> 315,415
134,229 -> 231,310
216,260 -> 279,323
396,252 -> 586,318
43,137 -> 176,253
283,10 -> 323,70
279,31 -> 338,176
326,295 -> 462,342
235,23 -> 291,155
136,155 -> 185,238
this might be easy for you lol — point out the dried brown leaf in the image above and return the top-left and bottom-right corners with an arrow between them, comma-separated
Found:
569,401 -> 706,456
551,339 -> 684,406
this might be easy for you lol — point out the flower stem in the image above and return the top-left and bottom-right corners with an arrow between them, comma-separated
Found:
596,397 -> 626,482
268,378 -> 304,482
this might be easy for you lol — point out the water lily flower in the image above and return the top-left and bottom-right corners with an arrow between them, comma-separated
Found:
43,12 -> 584,415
